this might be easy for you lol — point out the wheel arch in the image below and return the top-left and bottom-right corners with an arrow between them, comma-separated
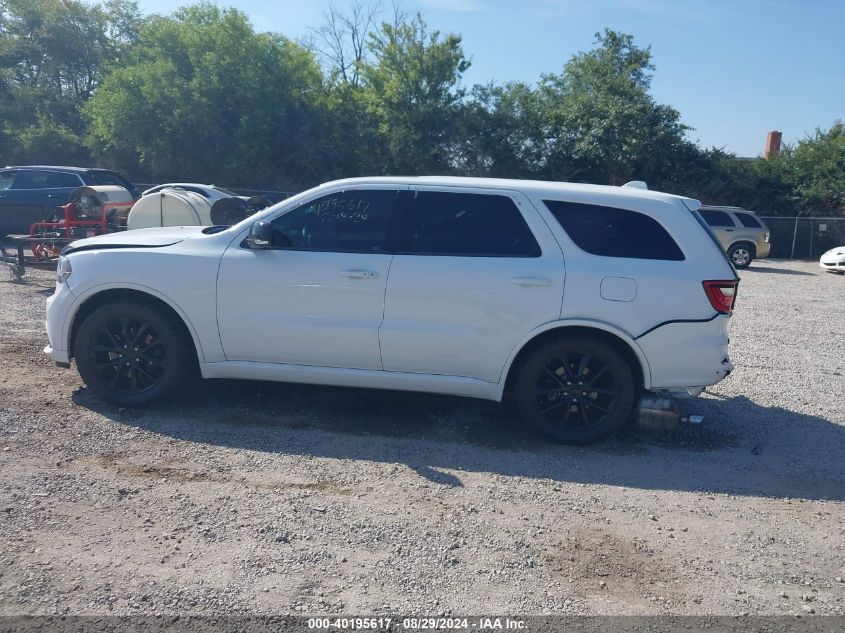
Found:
728,240 -> 756,257
499,320 -> 651,399
66,284 -> 203,364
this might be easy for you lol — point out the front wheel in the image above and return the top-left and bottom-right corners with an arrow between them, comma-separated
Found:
75,300 -> 192,406
728,243 -> 754,269
513,336 -> 636,445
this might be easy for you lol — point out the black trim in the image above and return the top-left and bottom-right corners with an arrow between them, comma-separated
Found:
634,312 -> 721,340
61,242 -> 182,255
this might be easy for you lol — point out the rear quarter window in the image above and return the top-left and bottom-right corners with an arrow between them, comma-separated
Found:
699,209 -> 735,227
734,212 -> 763,228
543,199 -> 684,261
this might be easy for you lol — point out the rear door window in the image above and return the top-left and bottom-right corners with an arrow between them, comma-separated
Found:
394,191 -> 541,257
544,199 -> 684,261
734,212 -> 762,228
699,209 -> 736,227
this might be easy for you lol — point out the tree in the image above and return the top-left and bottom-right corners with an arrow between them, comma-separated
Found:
0,0 -> 142,163
360,12 -> 470,174
311,0 -> 379,88
536,29 -> 690,185
775,123 -> 845,215
459,81 -> 547,177
85,4 -> 325,188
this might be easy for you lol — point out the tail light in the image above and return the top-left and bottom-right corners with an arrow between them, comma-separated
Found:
703,280 -> 738,314
764,232 -> 770,243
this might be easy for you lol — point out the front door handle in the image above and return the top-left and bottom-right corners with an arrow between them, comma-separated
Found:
511,276 -> 552,287
341,269 -> 379,279
725,228 -> 734,232
47,194 -> 61,199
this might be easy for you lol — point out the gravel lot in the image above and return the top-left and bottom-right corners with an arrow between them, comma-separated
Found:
0,259 -> 843,616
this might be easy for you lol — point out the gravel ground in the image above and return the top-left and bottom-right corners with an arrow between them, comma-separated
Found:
0,259 -> 843,616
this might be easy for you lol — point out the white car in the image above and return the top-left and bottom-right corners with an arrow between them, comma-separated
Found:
45,177 -> 737,444
820,246 -> 845,273
141,183 -> 244,201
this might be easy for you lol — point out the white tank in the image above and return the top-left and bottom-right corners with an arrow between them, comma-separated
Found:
127,188 -> 213,230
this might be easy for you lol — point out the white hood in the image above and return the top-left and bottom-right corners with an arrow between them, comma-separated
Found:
63,226 -> 207,253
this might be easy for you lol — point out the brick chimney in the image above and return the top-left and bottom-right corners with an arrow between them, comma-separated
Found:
764,130 -> 782,158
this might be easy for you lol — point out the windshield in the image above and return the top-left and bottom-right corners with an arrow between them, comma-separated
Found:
212,187 -> 239,196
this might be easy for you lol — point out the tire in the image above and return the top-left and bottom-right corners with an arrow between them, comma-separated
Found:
74,300 -> 193,406
728,242 -> 754,269
513,335 -> 636,445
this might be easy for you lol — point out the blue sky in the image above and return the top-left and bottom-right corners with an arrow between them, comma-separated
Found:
135,0 -> 844,157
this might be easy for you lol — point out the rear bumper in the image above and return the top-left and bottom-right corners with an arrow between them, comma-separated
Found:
637,315 -> 732,389
756,242 -> 771,259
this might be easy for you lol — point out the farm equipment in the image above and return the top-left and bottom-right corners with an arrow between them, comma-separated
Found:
28,185 -> 134,259
127,188 -> 213,230
127,187 -> 269,230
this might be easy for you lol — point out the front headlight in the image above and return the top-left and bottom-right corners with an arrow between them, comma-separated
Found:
57,255 -> 72,284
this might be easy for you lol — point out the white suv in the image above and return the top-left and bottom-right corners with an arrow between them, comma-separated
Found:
45,177 -> 738,444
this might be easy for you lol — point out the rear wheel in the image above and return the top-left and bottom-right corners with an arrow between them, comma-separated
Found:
728,242 -> 754,269
75,300 -> 192,406
513,336 -> 636,445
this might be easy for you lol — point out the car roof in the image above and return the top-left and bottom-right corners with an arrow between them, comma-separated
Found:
700,205 -> 757,214
146,183 -> 218,189
2,165 -> 119,173
321,176 -> 696,206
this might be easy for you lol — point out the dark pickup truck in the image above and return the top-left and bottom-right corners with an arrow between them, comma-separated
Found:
0,166 -> 137,236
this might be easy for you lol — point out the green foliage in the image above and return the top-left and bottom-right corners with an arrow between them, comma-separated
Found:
360,13 -> 470,174
85,4 -> 324,187
773,123 -> 845,215
0,0 -> 842,216
0,0 -> 142,163
536,29 -> 690,185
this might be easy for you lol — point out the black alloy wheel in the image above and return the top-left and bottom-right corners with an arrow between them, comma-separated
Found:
88,316 -> 166,394
75,300 -> 191,406
514,335 -> 636,444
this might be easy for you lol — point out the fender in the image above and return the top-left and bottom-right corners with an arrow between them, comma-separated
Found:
63,281 -> 206,362
495,318 -> 653,399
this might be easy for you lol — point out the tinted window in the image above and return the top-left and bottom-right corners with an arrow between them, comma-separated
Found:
734,212 -> 762,228
269,189 -> 398,253
11,170 -> 73,189
396,191 -> 540,257
544,199 -> 684,261
699,209 -> 735,227
0,171 -> 15,190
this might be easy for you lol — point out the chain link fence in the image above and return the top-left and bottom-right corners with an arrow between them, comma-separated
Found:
761,217 -> 845,259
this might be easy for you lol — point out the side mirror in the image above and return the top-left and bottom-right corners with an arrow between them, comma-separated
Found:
248,220 -> 272,249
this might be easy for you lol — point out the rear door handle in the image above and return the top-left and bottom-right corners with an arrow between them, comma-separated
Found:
47,194 -> 61,199
341,269 -> 379,279
725,228 -> 734,232
511,276 -> 552,287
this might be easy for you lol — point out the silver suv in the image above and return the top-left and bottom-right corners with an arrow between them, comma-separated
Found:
698,206 -> 771,269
